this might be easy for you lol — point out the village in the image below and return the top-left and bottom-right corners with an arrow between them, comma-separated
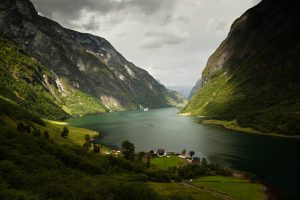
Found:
84,135 -> 202,170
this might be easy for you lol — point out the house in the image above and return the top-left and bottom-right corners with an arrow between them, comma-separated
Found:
157,149 -> 166,157
192,157 -> 201,164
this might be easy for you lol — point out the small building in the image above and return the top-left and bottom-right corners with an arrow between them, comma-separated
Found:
157,149 -> 166,157
192,157 -> 201,164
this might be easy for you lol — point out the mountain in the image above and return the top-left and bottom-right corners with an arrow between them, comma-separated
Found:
182,0 -> 300,135
188,78 -> 201,99
0,0 -> 186,118
167,86 -> 192,99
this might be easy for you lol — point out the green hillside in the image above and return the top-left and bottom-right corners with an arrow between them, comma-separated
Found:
0,34 -> 107,119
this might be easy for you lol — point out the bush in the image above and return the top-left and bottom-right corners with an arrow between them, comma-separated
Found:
43,130 -> 50,139
61,126 -> 69,138
32,117 -> 46,127
16,122 -> 31,133
32,129 -> 41,137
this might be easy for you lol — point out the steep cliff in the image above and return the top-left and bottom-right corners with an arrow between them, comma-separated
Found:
0,0 -> 186,117
182,0 -> 300,135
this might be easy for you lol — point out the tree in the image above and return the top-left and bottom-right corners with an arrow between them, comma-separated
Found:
201,158 -> 208,167
84,134 -> 91,141
181,149 -> 186,156
82,142 -> 91,152
43,130 -> 50,139
149,150 -> 154,157
33,129 -> 41,137
146,150 -> 154,168
121,140 -> 135,161
61,126 -> 69,138
189,151 -> 195,158
16,122 -> 30,133
138,152 -> 145,162
94,145 -> 100,153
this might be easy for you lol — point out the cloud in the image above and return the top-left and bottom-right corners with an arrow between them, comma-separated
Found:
141,30 -> 190,49
31,0 -> 175,20
30,0 -> 261,87
80,16 -> 100,31
205,18 -> 227,33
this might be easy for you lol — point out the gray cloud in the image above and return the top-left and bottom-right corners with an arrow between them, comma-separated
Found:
141,30 -> 189,49
30,0 -> 261,87
80,16 -> 100,31
31,0 -> 174,20
205,18 -> 227,32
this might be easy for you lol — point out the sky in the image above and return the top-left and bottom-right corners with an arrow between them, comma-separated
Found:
31,0 -> 261,88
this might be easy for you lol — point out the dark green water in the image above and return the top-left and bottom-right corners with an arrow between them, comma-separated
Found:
67,107 -> 300,199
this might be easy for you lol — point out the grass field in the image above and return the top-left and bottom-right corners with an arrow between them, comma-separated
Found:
148,182 -> 221,200
40,119 -> 100,146
190,176 -> 265,200
151,156 -> 185,170
201,119 -> 262,134
201,119 -> 300,139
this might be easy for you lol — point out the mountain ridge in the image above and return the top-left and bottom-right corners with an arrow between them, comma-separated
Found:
182,0 -> 300,135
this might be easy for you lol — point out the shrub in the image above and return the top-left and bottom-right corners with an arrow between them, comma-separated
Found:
61,126 -> 69,138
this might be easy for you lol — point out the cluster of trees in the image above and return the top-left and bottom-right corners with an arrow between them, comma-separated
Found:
82,133 -> 101,153
181,149 -> 195,158
178,158 -> 232,179
16,122 -> 49,139
121,140 -> 154,168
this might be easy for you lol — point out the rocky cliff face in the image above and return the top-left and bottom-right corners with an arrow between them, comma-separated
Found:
182,0 -> 300,135
0,0 -> 186,115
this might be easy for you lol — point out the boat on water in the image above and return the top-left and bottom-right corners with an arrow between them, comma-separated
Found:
143,108 -> 149,111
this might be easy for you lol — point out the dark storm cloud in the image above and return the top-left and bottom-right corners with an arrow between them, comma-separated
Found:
31,0 -> 174,20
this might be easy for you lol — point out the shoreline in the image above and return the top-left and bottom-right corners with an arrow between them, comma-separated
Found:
178,112 -> 300,139
200,119 -> 300,139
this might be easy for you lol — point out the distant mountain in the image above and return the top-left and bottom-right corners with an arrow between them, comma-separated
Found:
182,0 -> 300,135
0,0 -> 186,118
188,79 -> 201,99
167,86 -> 192,99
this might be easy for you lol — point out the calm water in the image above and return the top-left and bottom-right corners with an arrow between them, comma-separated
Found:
67,108 -> 300,199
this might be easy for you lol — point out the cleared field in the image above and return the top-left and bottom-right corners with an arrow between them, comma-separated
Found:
151,156 -> 185,170
148,182 -> 222,200
190,176 -> 265,200
41,119 -> 100,146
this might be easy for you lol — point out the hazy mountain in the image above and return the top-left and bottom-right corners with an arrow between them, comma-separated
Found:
167,86 -> 192,99
188,79 -> 201,99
